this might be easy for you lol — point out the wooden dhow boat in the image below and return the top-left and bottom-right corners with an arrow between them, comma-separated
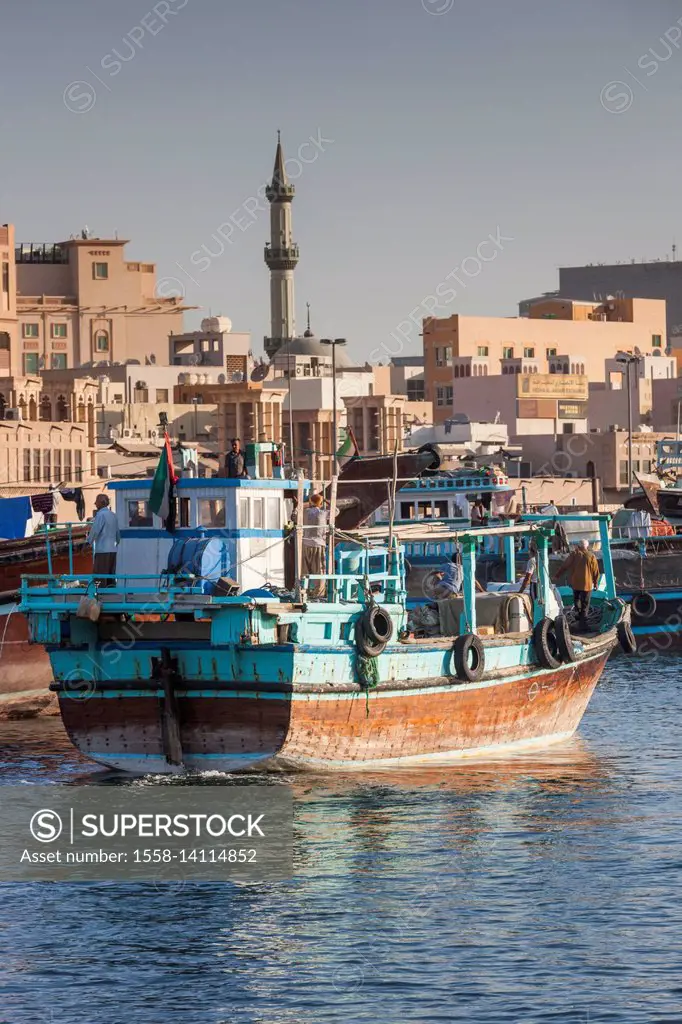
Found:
19,457 -> 632,773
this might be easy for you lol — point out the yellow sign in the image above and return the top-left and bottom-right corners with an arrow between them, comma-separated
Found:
517,373 -> 588,401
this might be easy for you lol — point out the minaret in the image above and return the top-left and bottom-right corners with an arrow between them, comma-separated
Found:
264,131 -> 299,359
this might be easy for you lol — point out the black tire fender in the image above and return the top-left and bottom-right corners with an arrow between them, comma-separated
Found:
617,620 -> 637,655
453,633 -> 485,683
631,591 -> 656,620
533,617 -> 561,670
355,606 -> 392,658
363,605 -> 394,646
554,613 -> 576,663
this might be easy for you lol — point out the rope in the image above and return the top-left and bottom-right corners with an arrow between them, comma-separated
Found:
0,603 -> 17,661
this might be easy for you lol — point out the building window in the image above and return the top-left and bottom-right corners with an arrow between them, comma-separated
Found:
477,346 -> 489,357
436,386 -> 453,407
94,331 -> 109,352
64,449 -> 72,481
0,332 -> 9,351
23,449 -> 30,482
155,389 -> 169,403
40,396 -> 52,420
652,334 -> 662,348
43,449 -> 51,483
51,323 -> 67,339
562,423 -> 574,434
128,500 -> 153,527
134,388 -> 149,403
502,346 -> 514,359
23,353 -> 39,374
435,347 -> 450,368
93,262 -> 108,280
198,499 -> 226,529
54,449 -> 62,481
619,461 -> 629,486
407,379 -> 425,401
546,347 -> 557,357
32,449 -> 40,481
524,347 -> 535,358
444,346 -> 452,361
51,353 -> 67,370
23,323 -> 39,338
74,450 -> 83,482
201,340 -> 210,352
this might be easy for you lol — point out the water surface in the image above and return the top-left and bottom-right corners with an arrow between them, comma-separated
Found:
1,656 -> 681,1024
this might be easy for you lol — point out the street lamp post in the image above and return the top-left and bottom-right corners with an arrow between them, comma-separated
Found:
320,338 -> 347,477
616,352 -> 640,495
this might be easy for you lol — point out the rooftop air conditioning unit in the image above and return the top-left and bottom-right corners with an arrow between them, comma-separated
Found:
121,428 -> 134,439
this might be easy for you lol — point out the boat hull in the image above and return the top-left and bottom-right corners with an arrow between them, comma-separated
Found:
625,589 -> 682,652
0,606 -> 55,718
53,647 -> 611,773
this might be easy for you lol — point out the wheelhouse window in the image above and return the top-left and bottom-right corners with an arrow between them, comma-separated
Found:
266,497 -> 281,530
198,498 -> 226,528
239,496 -> 250,529
252,497 -> 264,530
128,500 -> 153,527
179,498 -> 191,528
400,501 -> 415,519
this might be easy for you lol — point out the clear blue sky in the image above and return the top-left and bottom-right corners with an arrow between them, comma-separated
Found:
1,0 -> 681,361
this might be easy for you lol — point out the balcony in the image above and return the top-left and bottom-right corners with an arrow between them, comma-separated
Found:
15,243 -> 68,265
264,244 -> 300,270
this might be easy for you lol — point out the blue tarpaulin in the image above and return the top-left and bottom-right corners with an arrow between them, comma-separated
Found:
0,496 -> 33,540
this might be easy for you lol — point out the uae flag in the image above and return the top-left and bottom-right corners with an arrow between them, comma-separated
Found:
149,432 -> 178,532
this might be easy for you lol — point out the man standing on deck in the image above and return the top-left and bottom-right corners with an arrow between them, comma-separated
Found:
88,494 -> 120,587
302,493 -> 328,599
554,538 -> 600,630
225,438 -> 249,479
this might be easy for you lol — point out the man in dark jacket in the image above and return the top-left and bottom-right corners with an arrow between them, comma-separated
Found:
225,438 -> 249,478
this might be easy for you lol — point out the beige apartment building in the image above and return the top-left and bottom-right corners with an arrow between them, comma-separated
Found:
174,379 -> 285,461
0,420 -> 96,493
6,229 -> 188,376
0,224 -> 18,374
424,297 -> 667,422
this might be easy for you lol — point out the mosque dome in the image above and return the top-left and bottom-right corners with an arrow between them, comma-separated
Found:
275,334 -> 353,368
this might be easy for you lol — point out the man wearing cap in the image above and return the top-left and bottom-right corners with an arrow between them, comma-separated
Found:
302,493 -> 328,599
88,494 -> 120,587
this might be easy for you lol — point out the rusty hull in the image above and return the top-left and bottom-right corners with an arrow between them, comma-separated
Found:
55,647 -> 610,772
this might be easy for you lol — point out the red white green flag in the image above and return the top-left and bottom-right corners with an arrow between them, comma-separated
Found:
149,432 -> 178,532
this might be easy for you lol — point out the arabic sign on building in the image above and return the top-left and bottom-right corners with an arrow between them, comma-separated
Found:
517,374 -> 588,401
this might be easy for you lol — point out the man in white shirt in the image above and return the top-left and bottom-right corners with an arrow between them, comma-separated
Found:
302,493 -> 328,599
88,494 -> 120,587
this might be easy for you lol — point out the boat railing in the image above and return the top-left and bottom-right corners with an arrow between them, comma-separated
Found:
19,573 -> 218,614
30,521 -> 89,575
300,542 -> 406,605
